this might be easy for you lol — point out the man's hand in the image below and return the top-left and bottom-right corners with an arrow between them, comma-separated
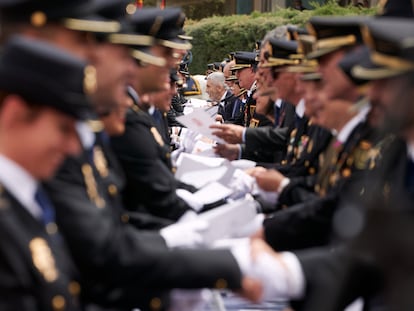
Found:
210,123 -> 244,144
254,169 -> 286,192
214,143 -> 240,161
238,276 -> 263,303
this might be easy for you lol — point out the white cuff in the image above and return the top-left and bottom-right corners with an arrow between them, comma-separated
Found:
277,177 -> 290,193
279,252 -> 306,299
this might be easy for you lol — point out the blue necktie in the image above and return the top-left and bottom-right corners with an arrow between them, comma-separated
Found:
152,109 -> 163,126
274,105 -> 281,128
34,186 -> 56,226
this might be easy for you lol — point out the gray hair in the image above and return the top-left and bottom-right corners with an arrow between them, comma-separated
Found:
207,71 -> 226,87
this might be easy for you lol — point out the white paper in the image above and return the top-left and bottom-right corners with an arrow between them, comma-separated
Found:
177,106 -> 223,143
178,166 -> 230,189
192,181 -> 233,206
197,198 -> 258,245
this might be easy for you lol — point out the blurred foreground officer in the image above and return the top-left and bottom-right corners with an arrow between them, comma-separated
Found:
0,36 -> 94,311
247,17 -> 414,311
0,3 -> 266,310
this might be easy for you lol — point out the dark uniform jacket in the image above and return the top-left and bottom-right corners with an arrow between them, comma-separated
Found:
290,136 -> 409,311
244,88 -> 273,128
0,186 -> 81,311
111,106 -> 193,223
242,101 -> 296,163
263,120 -> 381,251
46,129 -> 243,311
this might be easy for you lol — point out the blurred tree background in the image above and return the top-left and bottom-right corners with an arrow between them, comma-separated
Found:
138,0 -> 377,74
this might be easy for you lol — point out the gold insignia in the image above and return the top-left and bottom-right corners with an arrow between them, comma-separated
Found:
83,65 -> 98,95
307,140 -> 314,154
342,168 -> 352,178
329,172 -> 340,186
81,164 -> 105,208
359,140 -> 372,150
52,295 -> 65,311
121,213 -> 130,223
126,3 -> 137,14
29,238 -> 59,282
86,120 -> 104,133
249,118 -> 259,128
31,11 -> 47,27
290,129 -> 297,141
249,104 -> 256,117
150,297 -> 162,311
149,16 -> 163,36
68,281 -> 81,296
93,146 -> 109,178
352,145 -> 371,170
215,278 -> 228,289
108,184 -> 118,196
309,167 -> 316,175
150,127 -> 165,147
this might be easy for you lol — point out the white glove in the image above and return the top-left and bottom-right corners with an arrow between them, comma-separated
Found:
227,169 -> 256,200
160,218 -> 209,248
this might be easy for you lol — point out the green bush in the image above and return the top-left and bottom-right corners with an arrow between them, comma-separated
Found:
185,1 -> 377,74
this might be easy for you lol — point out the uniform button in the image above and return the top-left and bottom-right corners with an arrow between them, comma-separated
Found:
215,278 -> 228,289
304,160 -> 310,167
121,214 -> 130,223
342,168 -> 351,178
309,167 -> 315,175
150,297 -> 162,311
46,222 -> 58,235
165,153 -> 171,159
171,167 -> 177,174
68,281 -> 81,296
108,184 -> 118,196
52,295 -> 65,311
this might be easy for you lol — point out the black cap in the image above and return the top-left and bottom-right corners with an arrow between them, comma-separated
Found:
261,38 -> 301,67
378,0 -> 414,18
306,16 -> 369,59
128,7 -> 192,50
352,18 -> 414,80
338,46 -> 370,85
231,51 -> 258,71
0,36 -> 94,119
287,25 -> 308,41
0,0 -> 120,33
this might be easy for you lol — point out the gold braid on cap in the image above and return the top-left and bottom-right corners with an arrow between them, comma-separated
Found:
315,35 -> 356,50
371,51 -> 414,70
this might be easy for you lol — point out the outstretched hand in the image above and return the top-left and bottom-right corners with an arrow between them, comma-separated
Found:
210,123 -> 244,144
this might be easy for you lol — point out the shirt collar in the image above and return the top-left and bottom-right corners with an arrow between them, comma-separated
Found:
337,104 -> 371,144
275,98 -> 283,108
407,142 -> 414,162
0,154 -> 42,219
295,99 -> 306,118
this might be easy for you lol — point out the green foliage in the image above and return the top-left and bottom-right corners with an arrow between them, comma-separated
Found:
185,2 -> 376,74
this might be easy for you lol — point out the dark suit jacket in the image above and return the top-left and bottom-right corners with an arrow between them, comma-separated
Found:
0,188 -> 81,311
46,131 -> 243,311
111,107 -> 193,222
217,90 -> 237,122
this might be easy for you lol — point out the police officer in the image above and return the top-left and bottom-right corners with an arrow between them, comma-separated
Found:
0,35 -> 95,311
